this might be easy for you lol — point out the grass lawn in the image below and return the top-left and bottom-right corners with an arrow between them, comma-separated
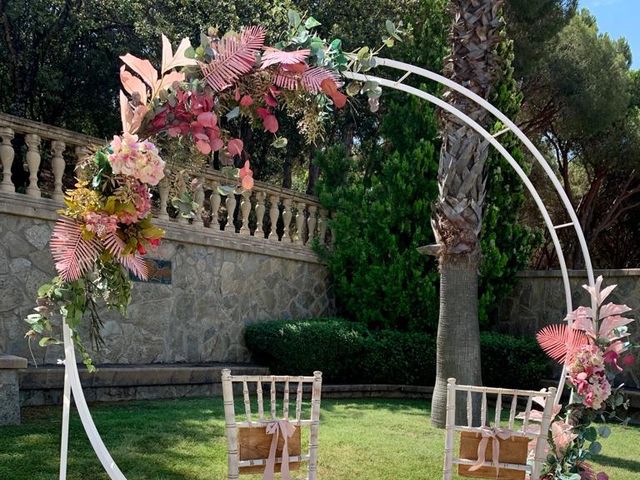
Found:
1,397 -> 639,479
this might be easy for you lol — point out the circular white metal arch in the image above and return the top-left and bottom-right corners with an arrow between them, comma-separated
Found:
58,59 -> 597,479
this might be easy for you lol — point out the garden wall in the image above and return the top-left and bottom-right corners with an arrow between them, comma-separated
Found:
497,269 -> 640,386
0,194 -> 334,366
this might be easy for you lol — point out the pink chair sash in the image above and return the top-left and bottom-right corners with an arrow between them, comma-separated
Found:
468,426 -> 513,475
263,419 -> 297,480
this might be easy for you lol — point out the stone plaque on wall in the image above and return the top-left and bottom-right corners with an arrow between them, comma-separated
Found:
130,258 -> 172,284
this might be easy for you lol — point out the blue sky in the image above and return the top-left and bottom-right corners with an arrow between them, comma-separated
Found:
580,0 -> 639,68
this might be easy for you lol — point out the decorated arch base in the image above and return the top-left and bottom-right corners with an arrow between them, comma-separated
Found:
23,11 -> 634,480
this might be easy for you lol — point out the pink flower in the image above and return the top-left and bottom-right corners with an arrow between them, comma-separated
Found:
109,134 -> 165,185
567,345 -> 612,409
84,212 -> 118,237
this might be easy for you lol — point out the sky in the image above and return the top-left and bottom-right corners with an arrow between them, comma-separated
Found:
580,0 -> 639,68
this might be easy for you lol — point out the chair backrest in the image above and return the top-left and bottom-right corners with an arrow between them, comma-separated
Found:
221,369 -> 323,480
443,378 -> 557,480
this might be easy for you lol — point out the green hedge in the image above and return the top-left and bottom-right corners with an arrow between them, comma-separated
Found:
245,318 -> 551,389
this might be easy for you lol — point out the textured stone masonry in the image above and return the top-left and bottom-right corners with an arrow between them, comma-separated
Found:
0,201 -> 334,367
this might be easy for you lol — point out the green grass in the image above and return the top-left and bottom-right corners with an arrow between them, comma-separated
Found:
1,397 -> 639,479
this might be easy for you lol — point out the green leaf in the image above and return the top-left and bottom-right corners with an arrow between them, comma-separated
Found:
589,441 -> 602,455
184,46 -> 195,59
304,17 -> 321,29
39,337 -> 62,347
330,39 -> 342,51
598,425 -> 611,438
385,20 -> 396,37
584,426 -> 598,442
383,37 -> 395,48
226,106 -> 240,120
287,9 -> 301,28
25,313 -> 43,325
217,185 -> 236,196
221,166 -> 239,179
272,137 -> 288,149
37,283 -> 52,297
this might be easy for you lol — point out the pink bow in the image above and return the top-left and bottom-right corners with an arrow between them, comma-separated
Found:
263,419 -> 296,480
468,426 -> 513,476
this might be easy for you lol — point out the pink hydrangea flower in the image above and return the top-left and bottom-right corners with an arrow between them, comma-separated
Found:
567,345 -> 612,409
109,133 -> 165,185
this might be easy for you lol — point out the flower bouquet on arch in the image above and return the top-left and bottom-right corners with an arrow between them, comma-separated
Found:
534,276 -> 636,480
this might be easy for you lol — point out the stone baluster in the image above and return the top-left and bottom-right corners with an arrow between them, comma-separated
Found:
318,208 -> 328,245
158,177 -> 170,219
74,146 -> 89,179
51,141 -> 66,202
25,134 -> 41,198
294,201 -> 306,245
268,194 -> 280,241
307,205 -> 318,244
193,178 -> 205,227
0,127 -> 15,193
281,197 -> 293,242
176,174 -> 188,225
225,193 -> 237,232
208,182 -> 221,229
239,189 -> 252,235
255,191 -> 266,238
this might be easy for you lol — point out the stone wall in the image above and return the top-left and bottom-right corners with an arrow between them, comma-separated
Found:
497,269 -> 640,386
0,194 -> 334,366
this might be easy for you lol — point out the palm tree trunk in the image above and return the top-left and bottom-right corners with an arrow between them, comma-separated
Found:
431,254 -> 483,427
429,0 -> 504,428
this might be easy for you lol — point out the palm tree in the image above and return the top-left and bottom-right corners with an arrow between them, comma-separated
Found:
427,0 -> 505,427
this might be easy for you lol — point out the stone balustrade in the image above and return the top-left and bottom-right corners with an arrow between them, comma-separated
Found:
0,112 -> 330,248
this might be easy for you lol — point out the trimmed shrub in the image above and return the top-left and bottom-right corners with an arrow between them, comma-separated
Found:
245,318 -> 551,389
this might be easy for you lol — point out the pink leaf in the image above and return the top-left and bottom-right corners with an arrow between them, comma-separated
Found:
599,302 -> 632,319
242,176 -> 254,190
161,35 -> 197,74
197,112 -> 217,129
196,140 -> 212,155
256,107 -> 270,120
228,138 -> 244,156
240,95 -> 253,107
239,160 -> 253,179
263,114 -> 278,133
264,93 -> 278,107
567,306 -> 595,338
120,53 -> 158,89
156,70 -> 185,92
599,314 -> 634,340
210,137 -> 224,152
50,217 -> 102,282
261,48 -> 310,69
119,90 -> 133,134
102,232 -> 149,280
200,26 -> 265,91
120,66 -> 148,104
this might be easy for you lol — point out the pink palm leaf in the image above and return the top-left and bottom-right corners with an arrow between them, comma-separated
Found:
50,217 -> 102,282
261,48 -> 310,69
200,26 -> 266,91
103,231 -> 149,280
301,67 -> 341,93
536,324 -> 590,363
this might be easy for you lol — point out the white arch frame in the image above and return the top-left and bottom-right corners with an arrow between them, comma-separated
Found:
57,58 -> 596,479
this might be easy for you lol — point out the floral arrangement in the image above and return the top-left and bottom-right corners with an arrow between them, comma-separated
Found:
25,9 -> 401,369
534,276 -> 636,480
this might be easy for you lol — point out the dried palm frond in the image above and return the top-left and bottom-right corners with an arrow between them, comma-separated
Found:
302,67 -> 341,93
103,231 -> 149,280
50,217 -> 102,282
200,26 -> 266,91
536,324 -> 590,363
261,48 -> 310,69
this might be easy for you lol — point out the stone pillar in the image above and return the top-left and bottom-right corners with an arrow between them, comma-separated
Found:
0,354 -> 27,425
